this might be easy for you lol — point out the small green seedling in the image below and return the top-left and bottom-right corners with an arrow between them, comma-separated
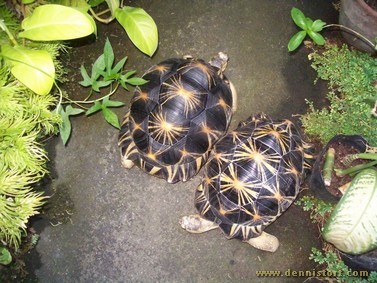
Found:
288,7 -> 377,52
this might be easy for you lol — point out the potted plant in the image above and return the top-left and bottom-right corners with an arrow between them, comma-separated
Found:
288,6 -> 377,277
339,0 -> 377,54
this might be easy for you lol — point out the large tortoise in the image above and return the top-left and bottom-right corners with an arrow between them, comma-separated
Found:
181,114 -> 313,252
118,53 -> 236,183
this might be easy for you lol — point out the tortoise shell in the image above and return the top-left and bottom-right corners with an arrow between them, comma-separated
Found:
194,114 -> 313,240
118,57 -> 233,183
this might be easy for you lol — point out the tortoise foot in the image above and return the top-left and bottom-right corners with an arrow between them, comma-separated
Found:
180,214 -> 218,234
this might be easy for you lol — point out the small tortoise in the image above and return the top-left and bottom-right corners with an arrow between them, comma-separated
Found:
118,53 -> 236,183
181,114 -> 313,252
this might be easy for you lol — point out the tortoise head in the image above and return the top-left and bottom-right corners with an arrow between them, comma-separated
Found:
209,52 -> 229,75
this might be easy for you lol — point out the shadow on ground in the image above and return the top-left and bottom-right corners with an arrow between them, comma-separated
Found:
23,1 -> 339,282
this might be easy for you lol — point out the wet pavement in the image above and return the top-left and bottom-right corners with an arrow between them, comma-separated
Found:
27,1 -> 338,282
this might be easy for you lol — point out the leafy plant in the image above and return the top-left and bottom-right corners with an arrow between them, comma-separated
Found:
87,0 -> 158,56
300,44 -> 377,145
288,7 -> 377,52
58,37 -> 147,145
296,195 -> 334,226
309,247 -> 377,283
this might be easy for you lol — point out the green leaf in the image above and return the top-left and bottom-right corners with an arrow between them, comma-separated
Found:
124,77 -> 148,86
112,57 -> 127,75
22,0 -> 35,4
304,17 -> 313,29
115,6 -> 158,56
0,247 -> 12,265
291,7 -> 308,30
65,105 -> 85,116
103,38 -> 115,75
58,106 -> 72,145
19,4 -> 96,41
92,79 -> 113,92
53,0 -> 91,13
102,97 -> 124,107
1,44 -> 55,95
102,107 -> 120,128
288,30 -> 307,52
88,0 -> 105,7
91,54 -> 106,81
308,30 -> 325,45
323,168 -> 377,255
122,70 -> 136,79
79,65 -> 92,87
105,0 -> 120,18
86,101 -> 103,115
311,19 -> 326,32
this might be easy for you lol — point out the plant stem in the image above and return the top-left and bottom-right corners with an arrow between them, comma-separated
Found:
89,7 -> 114,24
343,153 -> 377,166
323,148 -> 335,186
0,19 -> 18,46
324,24 -> 377,51
336,160 -> 377,177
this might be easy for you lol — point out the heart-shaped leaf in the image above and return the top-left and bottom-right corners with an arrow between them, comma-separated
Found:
1,44 -> 55,95
115,6 -> 158,57
19,4 -> 96,41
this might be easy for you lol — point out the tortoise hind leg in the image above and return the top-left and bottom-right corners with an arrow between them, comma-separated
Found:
180,214 -> 218,233
245,231 -> 279,252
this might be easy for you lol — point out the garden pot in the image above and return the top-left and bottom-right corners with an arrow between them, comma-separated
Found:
308,135 -> 368,202
339,0 -> 377,54
340,250 -> 377,273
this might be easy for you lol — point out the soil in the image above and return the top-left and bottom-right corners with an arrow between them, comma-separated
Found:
319,142 -> 368,198
365,0 -> 377,11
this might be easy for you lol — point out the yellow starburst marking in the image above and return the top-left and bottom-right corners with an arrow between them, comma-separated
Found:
133,123 -> 142,131
149,111 -> 188,145
146,149 -> 157,161
218,98 -> 230,110
274,192 -> 283,201
146,64 -> 169,75
161,75 -> 204,117
234,139 -> 280,181
253,124 -> 291,154
220,164 -> 259,206
135,91 -> 149,101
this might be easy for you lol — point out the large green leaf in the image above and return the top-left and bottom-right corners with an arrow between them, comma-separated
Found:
19,4 -> 96,41
115,6 -> 158,57
105,0 -> 120,17
1,44 -> 55,95
291,7 -> 308,30
322,168 -> 377,255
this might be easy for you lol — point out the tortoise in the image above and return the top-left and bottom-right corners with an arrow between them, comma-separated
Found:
118,52 -> 236,183
180,113 -> 313,252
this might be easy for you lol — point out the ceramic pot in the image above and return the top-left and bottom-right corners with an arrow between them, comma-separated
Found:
339,0 -> 377,54
308,135 -> 367,202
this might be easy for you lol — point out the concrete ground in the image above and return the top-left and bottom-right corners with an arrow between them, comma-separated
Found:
27,1 -> 338,282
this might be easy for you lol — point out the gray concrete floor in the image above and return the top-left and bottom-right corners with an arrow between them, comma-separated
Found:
28,1 -> 338,282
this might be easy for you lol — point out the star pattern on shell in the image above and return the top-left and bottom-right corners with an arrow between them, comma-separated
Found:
148,111 -> 189,145
219,163 -> 260,206
233,139 -> 281,181
161,75 -> 205,117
